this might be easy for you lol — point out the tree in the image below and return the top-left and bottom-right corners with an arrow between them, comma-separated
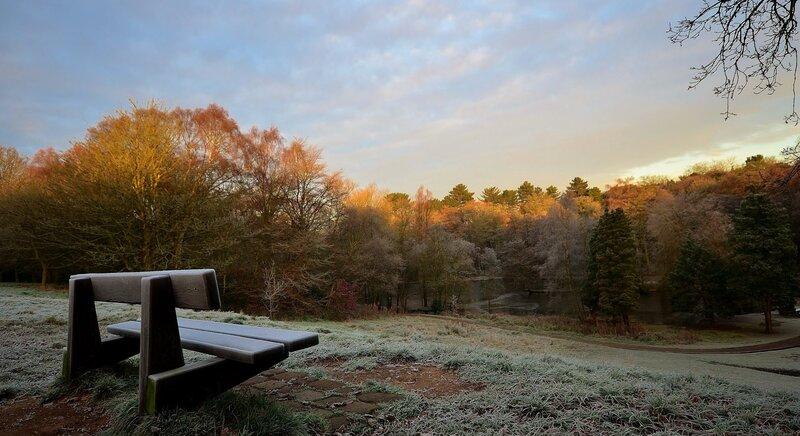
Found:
262,261 -> 289,319
385,192 -> 411,207
413,186 -> 435,237
518,191 -> 556,217
498,216 -> 546,293
0,146 -> 26,187
605,178 -> 671,274
729,192 -> 798,333
782,138 -> 800,184
647,191 -> 731,276
0,146 -> 28,280
668,238 -> 732,325
480,186 -> 502,204
330,198 -> 402,310
442,183 -> 474,207
584,208 -> 639,328
587,186 -> 603,202
0,148 -> 67,285
439,201 -> 509,248
517,181 -> 536,200
566,177 -> 589,197
545,185 -> 560,198
669,0 -> 799,122
538,196 -> 598,318
500,189 -> 519,206
408,226 -> 475,309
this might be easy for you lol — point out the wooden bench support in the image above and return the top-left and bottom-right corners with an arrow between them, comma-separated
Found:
63,277 -> 139,379
138,275 -> 186,414
142,357 -> 283,414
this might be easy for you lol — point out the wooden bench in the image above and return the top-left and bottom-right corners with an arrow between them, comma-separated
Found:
63,269 -> 318,414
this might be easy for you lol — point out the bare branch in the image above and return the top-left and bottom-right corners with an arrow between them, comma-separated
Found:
669,0 -> 799,122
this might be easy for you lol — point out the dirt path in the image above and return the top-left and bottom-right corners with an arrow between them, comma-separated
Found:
419,314 -> 800,354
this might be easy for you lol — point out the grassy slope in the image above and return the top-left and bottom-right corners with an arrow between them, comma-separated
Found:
1,284 -> 799,434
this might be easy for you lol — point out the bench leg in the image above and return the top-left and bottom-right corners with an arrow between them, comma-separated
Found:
138,275 -> 185,414
64,278 -> 139,379
141,357 -> 285,414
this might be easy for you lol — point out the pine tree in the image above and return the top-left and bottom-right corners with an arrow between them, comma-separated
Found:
587,186 -> 603,202
500,189 -> 518,206
442,183 -> 474,207
480,186 -> 502,204
545,185 -> 559,198
584,208 -> 638,328
517,181 -> 536,201
729,192 -> 798,333
566,177 -> 589,197
668,238 -> 731,324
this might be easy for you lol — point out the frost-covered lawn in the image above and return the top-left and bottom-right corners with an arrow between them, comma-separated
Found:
1,284 -> 799,434
462,312 -> 786,346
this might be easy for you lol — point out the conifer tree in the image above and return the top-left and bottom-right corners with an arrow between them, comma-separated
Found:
730,192 -> 798,333
500,189 -> 518,206
566,177 -> 589,197
443,183 -> 474,207
480,186 -> 502,204
668,238 -> 731,324
517,181 -> 536,201
584,208 -> 638,328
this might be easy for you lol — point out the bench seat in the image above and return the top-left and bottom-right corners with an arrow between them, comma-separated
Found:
177,318 -> 319,352
108,321 -> 287,365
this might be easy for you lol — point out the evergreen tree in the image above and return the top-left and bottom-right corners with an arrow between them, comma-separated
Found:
584,208 -> 638,327
442,183 -> 474,207
587,186 -> 603,202
480,186 -> 502,204
566,177 -> 589,197
545,185 -> 560,198
729,192 -> 798,333
385,192 -> 410,205
668,238 -> 732,324
517,181 -> 536,201
500,189 -> 518,206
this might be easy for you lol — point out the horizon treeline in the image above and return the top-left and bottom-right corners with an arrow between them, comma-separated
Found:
0,103 -> 798,321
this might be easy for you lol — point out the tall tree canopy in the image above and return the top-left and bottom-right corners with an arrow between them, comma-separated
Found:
668,238 -> 733,324
584,208 -> 639,327
566,177 -> 590,197
442,183 -> 474,207
481,186 -> 502,204
729,192 -> 798,333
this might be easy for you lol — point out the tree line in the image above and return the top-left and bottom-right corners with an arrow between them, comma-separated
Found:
0,103 -> 798,329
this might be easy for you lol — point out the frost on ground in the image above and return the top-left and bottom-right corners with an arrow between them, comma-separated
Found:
1,285 -> 799,434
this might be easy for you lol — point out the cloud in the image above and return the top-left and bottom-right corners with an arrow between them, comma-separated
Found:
0,0 -> 796,195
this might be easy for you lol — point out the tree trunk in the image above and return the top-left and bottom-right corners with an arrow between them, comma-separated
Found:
40,262 -> 48,288
764,299 -> 773,334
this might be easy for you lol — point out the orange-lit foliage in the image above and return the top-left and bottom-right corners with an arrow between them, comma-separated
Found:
1,101 -> 798,319
519,191 -> 556,217
437,201 -> 513,248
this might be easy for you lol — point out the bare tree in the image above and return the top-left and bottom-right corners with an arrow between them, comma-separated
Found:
261,261 -> 288,319
669,0 -> 799,122
783,137 -> 800,183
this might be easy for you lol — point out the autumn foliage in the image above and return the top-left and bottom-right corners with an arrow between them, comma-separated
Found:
0,104 -> 798,324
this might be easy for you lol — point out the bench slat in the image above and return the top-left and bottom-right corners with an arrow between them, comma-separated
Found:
107,321 -> 287,365
176,318 -> 319,352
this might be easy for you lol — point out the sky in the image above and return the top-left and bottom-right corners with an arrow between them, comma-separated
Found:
1,0 -> 797,196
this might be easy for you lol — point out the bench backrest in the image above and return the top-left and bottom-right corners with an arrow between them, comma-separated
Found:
70,269 -> 221,310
